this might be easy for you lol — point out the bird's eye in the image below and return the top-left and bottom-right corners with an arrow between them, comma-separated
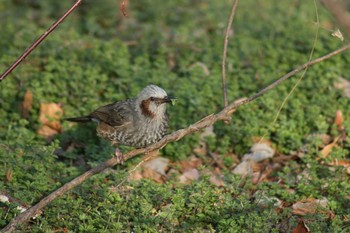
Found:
150,97 -> 155,101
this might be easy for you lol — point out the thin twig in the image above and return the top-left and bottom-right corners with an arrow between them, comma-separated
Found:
2,44 -> 349,233
0,0 -> 84,82
222,0 -> 239,108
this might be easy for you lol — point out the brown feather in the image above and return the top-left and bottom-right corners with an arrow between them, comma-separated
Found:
140,100 -> 156,118
90,100 -> 132,127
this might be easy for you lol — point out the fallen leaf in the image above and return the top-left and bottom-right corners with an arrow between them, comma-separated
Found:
19,89 -> 33,118
37,103 -> 63,138
334,110 -> 343,129
179,168 -> 200,184
242,143 -> 275,162
127,169 -> 143,181
179,155 -> 202,172
252,137 -> 273,146
140,156 -> 169,183
320,136 -> 339,158
37,125 -> 60,138
209,173 -> 225,187
143,157 -> 169,175
334,77 -> 350,98
328,159 -> 350,174
328,159 -> 350,167
292,219 -> 310,233
292,198 -> 329,215
333,110 -> 346,140
142,167 -> 164,183
203,169 -> 225,187
5,168 -> 13,182
38,103 -> 63,130
232,160 -> 254,177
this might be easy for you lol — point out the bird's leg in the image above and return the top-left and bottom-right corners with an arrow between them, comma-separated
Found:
114,147 -> 125,164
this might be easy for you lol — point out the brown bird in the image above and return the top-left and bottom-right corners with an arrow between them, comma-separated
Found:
65,85 -> 175,162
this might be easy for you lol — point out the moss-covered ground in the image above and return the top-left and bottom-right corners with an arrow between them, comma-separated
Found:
1,0 -> 350,232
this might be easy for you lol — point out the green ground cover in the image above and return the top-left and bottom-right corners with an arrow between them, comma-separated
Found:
1,0 -> 350,232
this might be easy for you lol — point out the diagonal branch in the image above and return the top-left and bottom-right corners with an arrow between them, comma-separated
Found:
222,0 -> 239,108
2,43 -> 350,233
0,0 -> 84,82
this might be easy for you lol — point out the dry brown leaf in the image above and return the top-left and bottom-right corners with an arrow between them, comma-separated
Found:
334,110 -> 343,128
328,159 -> 350,167
334,77 -> 350,97
143,157 -> 169,175
209,173 -> 225,187
203,169 -> 225,187
179,155 -> 202,172
142,167 -> 164,183
19,90 -> 33,118
179,168 -> 200,184
242,143 -> 275,162
37,125 -> 59,138
232,160 -> 254,177
320,136 -> 339,158
127,169 -> 143,181
5,168 -> 13,182
292,198 -> 329,216
328,159 -> 350,175
38,103 -> 63,130
252,137 -> 273,146
37,103 -> 63,138
292,219 -> 310,233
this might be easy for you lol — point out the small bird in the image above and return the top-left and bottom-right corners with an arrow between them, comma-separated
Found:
65,85 -> 175,162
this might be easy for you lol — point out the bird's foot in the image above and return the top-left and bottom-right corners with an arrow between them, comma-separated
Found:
114,148 -> 125,164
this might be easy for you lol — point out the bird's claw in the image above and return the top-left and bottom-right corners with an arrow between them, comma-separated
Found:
114,148 -> 125,164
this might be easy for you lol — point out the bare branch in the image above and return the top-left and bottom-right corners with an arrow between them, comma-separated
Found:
222,0 -> 239,108
0,0 -> 84,82
2,43 -> 350,233
321,0 -> 350,40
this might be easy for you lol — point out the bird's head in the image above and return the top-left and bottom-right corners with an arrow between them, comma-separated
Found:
136,85 -> 175,119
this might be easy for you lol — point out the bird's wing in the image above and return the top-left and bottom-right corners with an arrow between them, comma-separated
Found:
90,100 -> 134,127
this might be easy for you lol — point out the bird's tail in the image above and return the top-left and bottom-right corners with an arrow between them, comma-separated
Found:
65,116 -> 92,123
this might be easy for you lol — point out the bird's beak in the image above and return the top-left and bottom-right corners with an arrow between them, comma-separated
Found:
162,96 -> 177,105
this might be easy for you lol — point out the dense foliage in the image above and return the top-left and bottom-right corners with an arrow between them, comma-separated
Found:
1,0 -> 349,231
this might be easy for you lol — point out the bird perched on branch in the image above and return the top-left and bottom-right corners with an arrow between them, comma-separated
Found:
65,85 -> 175,162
